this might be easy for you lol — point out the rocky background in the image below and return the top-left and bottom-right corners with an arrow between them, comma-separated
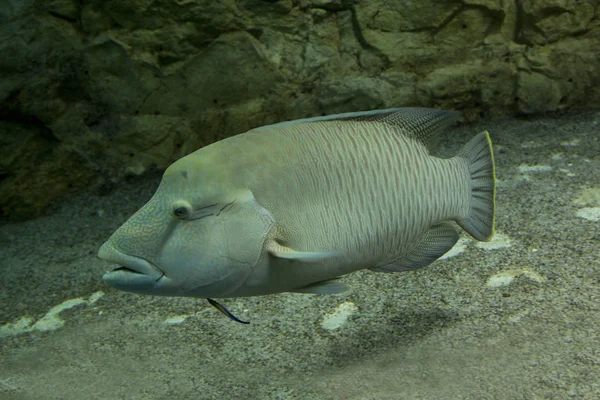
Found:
1,0 -> 599,219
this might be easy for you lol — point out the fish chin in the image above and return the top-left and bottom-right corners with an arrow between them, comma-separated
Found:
98,241 -> 166,293
102,268 -> 161,293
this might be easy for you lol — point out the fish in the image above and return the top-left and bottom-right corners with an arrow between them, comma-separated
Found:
206,298 -> 249,324
98,107 -> 496,322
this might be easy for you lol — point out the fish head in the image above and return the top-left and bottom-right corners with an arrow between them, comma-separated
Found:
98,154 -> 274,298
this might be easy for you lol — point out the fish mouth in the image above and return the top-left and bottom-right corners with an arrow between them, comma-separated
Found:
98,242 -> 164,291
110,266 -> 147,275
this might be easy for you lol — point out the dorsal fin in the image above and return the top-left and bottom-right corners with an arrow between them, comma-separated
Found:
337,108 -> 461,148
249,108 -> 460,149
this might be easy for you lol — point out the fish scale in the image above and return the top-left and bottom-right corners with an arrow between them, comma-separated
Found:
241,120 -> 462,269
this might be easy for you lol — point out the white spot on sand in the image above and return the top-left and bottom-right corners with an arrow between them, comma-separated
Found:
520,141 -> 542,149
88,291 -> 105,304
163,315 -> 189,325
486,269 -> 545,288
560,138 -> 580,147
32,298 -> 87,332
0,317 -> 34,338
320,301 -> 358,331
574,188 -> 600,206
0,291 -> 105,337
518,164 -> 552,173
558,169 -> 576,177
440,237 -> 470,259
475,232 -> 512,250
576,207 -> 600,222
440,233 -> 513,261
573,188 -> 600,221
517,175 -> 532,183
125,164 -> 147,176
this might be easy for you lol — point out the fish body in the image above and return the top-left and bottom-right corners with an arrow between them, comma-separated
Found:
99,108 -> 496,299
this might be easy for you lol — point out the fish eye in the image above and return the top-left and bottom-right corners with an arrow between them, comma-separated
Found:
172,201 -> 193,220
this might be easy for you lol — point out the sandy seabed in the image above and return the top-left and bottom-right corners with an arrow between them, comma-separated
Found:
1,111 -> 599,400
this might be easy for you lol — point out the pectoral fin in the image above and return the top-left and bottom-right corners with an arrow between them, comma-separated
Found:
266,240 -> 342,263
371,222 -> 458,272
290,278 -> 349,294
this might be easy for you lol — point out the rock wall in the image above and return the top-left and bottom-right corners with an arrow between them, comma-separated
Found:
1,0 -> 599,218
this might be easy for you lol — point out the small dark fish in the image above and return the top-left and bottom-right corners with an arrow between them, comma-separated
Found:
207,298 -> 250,324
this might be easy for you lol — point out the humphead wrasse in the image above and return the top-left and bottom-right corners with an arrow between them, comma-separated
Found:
98,108 -> 496,323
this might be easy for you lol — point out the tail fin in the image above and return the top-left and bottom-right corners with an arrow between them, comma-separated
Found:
456,131 -> 496,241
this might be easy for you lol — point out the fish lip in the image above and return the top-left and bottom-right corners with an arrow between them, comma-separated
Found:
98,241 -> 164,280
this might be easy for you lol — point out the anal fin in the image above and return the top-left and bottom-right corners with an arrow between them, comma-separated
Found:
371,222 -> 458,272
289,278 -> 349,294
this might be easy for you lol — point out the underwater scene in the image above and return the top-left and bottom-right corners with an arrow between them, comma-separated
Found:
1,1 -> 599,399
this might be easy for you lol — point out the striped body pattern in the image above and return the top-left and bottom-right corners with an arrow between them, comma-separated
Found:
241,121 -> 469,271
99,108 -> 495,302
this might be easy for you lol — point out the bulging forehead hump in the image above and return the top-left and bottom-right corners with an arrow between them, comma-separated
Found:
161,153 -> 235,203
